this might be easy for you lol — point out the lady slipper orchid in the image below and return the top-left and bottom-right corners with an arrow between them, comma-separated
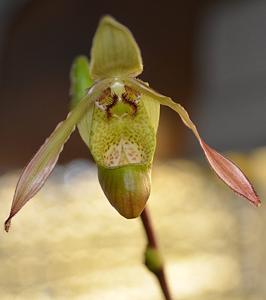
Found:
4,16 -> 260,232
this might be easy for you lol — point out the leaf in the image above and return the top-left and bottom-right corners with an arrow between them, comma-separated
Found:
4,94 -> 93,232
130,78 -> 261,207
90,15 -> 143,80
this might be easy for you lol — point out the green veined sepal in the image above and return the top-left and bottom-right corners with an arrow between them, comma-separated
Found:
90,16 -> 143,80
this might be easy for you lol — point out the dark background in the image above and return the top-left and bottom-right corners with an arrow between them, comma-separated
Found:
0,0 -> 265,171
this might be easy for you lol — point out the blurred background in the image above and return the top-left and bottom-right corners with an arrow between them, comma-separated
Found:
0,0 -> 266,299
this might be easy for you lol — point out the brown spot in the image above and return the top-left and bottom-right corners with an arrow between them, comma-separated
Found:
122,86 -> 140,116
98,87 -> 112,106
96,88 -> 118,119
106,94 -> 118,119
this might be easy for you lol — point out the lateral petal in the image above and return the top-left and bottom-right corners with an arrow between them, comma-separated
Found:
130,79 -> 260,207
4,94 -> 93,232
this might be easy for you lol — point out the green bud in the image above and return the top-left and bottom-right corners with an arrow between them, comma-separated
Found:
145,246 -> 163,274
98,164 -> 151,218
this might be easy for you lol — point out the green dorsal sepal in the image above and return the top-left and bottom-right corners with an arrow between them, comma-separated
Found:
90,16 -> 143,80
98,165 -> 151,218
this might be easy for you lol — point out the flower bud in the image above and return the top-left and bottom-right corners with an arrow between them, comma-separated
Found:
98,164 -> 151,218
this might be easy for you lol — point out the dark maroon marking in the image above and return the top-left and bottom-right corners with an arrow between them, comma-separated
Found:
97,88 -> 119,119
121,86 -> 140,116
106,94 -> 118,119
98,87 -> 113,106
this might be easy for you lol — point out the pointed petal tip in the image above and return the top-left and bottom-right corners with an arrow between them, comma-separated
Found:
4,218 -> 11,233
251,188 -> 261,207
246,195 -> 261,207
237,188 -> 261,207
100,15 -> 116,23
249,193 -> 261,207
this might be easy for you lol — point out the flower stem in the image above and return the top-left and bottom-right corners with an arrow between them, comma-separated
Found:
140,207 -> 173,300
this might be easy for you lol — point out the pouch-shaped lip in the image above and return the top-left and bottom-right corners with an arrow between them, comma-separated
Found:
98,164 -> 151,218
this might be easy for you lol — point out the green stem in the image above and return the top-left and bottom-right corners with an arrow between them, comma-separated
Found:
140,207 -> 173,300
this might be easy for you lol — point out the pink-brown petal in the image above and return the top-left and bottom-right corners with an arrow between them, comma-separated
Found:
4,95 -> 93,232
199,139 -> 260,206
130,78 -> 261,207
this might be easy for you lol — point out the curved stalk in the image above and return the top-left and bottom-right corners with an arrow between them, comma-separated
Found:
140,207 -> 173,300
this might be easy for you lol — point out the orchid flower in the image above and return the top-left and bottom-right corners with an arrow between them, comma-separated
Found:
4,16 -> 260,232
